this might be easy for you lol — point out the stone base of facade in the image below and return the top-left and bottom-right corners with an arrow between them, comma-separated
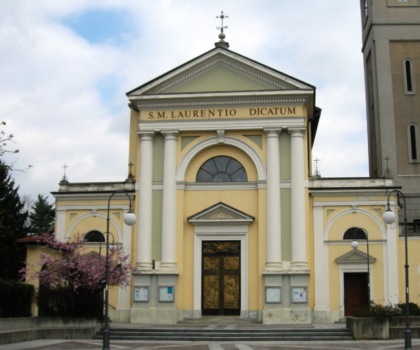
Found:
111,307 -> 131,323
131,307 -> 178,324
263,305 -> 312,324
313,306 -> 332,323
262,269 -> 310,324
131,271 -> 178,324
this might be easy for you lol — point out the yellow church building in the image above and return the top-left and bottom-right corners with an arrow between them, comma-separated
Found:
25,1 -> 420,326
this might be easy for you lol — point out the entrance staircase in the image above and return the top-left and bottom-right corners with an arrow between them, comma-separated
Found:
94,317 -> 353,342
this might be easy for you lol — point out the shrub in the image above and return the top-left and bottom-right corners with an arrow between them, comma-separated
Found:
397,302 -> 420,316
353,302 -> 420,320
38,285 -> 103,318
0,280 -> 34,317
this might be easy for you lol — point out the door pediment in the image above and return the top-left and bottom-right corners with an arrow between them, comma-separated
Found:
188,202 -> 254,226
336,249 -> 376,265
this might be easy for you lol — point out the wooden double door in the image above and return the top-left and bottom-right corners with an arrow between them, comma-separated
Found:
202,241 -> 240,315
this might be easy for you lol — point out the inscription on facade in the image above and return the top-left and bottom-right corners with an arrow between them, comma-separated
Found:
142,106 -> 300,121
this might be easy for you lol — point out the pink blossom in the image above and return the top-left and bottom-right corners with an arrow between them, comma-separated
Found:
22,233 -> 132,292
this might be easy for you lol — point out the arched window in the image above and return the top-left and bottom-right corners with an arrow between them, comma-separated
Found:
343,227 -> 367,240
196,156 -> 247,182
408,123 -> 419,162
84,230 -> 105,243
362,0 -> 368,19
403,59 -> 416,94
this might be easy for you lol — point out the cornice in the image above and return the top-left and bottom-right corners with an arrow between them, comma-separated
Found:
134,96 -> 309,110
138,117 -> 306,132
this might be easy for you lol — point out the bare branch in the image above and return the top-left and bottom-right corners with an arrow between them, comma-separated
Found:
0,121 -> 32,172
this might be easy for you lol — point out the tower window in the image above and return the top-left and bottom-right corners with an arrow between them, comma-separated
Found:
408,123 -> 419,162
403,59 -> 416,94
196,156 -> 247,182
362,0 -> 368,18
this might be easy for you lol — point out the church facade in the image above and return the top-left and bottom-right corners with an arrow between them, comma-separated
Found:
25,0 -> 420,325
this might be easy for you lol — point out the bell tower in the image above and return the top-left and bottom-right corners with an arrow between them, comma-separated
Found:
360,0 -> 420,220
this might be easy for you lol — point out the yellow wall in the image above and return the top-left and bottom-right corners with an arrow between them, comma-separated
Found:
324,204 -> 387,311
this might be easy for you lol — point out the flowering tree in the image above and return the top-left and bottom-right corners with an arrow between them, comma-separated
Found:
22,233 -> 132,292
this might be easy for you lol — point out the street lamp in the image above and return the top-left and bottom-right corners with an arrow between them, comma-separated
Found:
103,191 -> 136,350
383,190 -> 411,350
350,228 -> 370,307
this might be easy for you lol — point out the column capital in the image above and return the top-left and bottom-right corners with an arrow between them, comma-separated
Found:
139,131 -> 155,141
288,127 -> 306,136
264,128 -> 282,137
161,130 -> 179,139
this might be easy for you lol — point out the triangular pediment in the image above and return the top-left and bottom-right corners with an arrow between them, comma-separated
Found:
188,202 -> 254,225
336,249 -> 376,265
127,48 -> 313,97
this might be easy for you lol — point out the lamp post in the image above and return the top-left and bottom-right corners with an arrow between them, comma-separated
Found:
383,190 -> 411,350
103,191 -> 136,350
351,228 -> 370,307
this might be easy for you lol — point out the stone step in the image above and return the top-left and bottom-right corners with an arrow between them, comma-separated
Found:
94,326 -> 353,342
180,316 -> 258,324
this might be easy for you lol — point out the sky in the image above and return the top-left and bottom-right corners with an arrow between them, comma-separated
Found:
0,0 -> 368,202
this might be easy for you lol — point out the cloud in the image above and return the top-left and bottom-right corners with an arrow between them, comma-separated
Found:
0,0 -> 369,201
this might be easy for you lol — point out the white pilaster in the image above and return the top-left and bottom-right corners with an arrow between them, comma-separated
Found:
55,209 -> 66,242
265,129 -> 282,271
160,131 -> 178,272
384,203 -> 399,305
115,221 -> 133,322
290,128 -> 308,271
313,204 -> 331,322
136,132 -> 154,271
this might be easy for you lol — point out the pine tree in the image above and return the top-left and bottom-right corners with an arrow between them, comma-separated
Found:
29,194 -> 55,234
0,161 -> 28,280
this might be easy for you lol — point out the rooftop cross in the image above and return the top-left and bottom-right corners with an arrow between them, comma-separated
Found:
313,157 -> 321,178
63,163 -> 68,180
216,11 -> 228,35
126,161 -> 135,183
60,163 -> 69,185
215,11 -> 230,49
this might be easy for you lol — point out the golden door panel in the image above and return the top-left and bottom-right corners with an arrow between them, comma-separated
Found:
203,241 -> 240,255
224,256 -> 239,270
203,256 -> 219,270
223,274 -> 240,309
203,275 -> 219,310
202,241 -> 240,316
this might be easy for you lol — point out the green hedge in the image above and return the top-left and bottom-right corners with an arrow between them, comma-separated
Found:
0,280 -> 34,317
353,302 -> 420,320
38,285 -> 103,318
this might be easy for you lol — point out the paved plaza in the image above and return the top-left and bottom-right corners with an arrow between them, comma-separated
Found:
0,322 -> 418,349
1,339 -> 420,350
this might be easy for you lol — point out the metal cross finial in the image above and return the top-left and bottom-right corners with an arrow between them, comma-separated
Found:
314,157 -> 321,178
126,161 -> 135,182
62,163 -> 68,181
216,11 -> 228,34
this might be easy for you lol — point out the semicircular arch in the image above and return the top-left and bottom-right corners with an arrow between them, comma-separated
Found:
65,211 -> 122,243
176,136 -> 266,182
324,207 -> 386,241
